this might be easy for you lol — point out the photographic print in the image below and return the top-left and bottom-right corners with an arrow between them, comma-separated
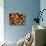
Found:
9,13 -> 25,25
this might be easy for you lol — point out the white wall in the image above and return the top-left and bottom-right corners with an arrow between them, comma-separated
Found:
0,0 -> 4,42
40,0 -> 46,27
40,0 -> 46,45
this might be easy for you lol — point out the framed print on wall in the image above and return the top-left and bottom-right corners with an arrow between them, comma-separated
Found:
9,13 -> 26,25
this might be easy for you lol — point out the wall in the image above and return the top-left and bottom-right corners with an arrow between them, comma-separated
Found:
40,0 -> 46,27
4,0 -> 40,42
40,0 -> 46,45
0,0 -> 4,42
